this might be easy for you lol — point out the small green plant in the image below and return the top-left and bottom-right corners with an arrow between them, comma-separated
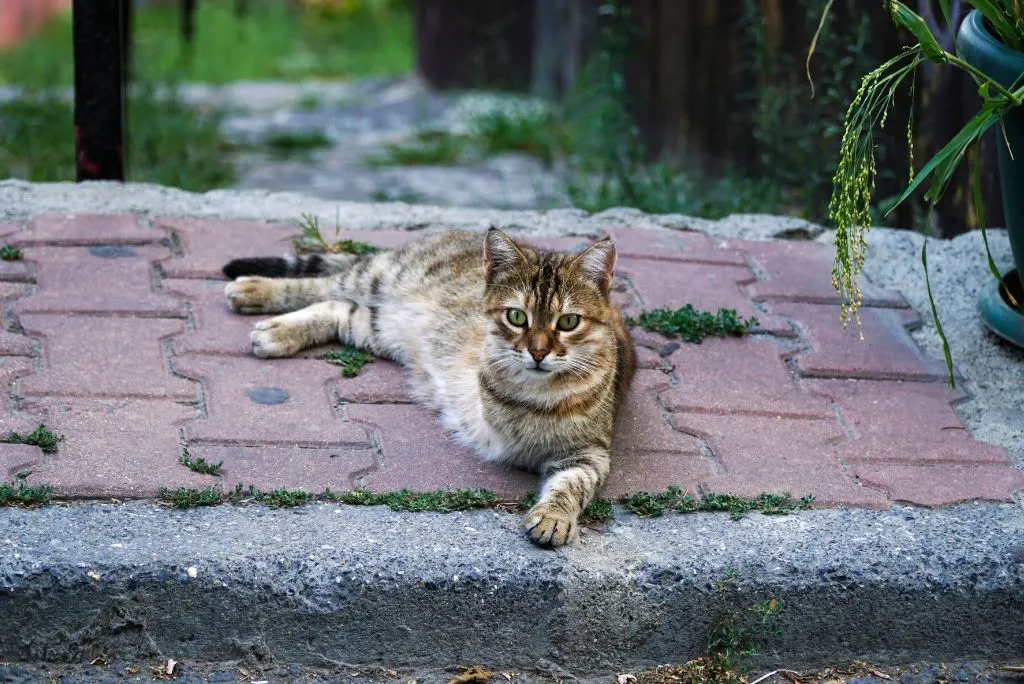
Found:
263,130 -> 332,159
178,446 -> 223,476
292,213 -> 379,255
0,244 -> 22,261
466,109 -> 563,166
256,488 -> 314,508
158,485 -> 228,508
367,129 -> 470,167
322,346 -> 375,377
626,306 -> 758,343
621,486 -> 813,520
1,424 -> 64,454
707,571 -> 785,671
370,189 -> 423,203
332,487 -> 499,513
0,480 -> 52,507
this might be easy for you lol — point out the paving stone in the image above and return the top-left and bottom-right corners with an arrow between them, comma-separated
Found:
736,239 -> 907,306
174,355 -> 370,447
9,214 -> 162,246
13,246 -> 184,317
165,279 -> 257,355
0,223 -> 19,239
607,370 -> 712,497
18,397 -> 214,497
0,230 -> 32,281
805,379 -> 1012,465
617,258 -> 791,336
610,229 -> 746,265
768,302 -> 949,380
661,337 -> 832,418
333,360 -> 411,403
668,412 -> 889,507
17,315 -> 195,399
0,443 -> 44,480
184,444 -> 377,492
0,283 -> 35,356
349,403 -> 537,496
0,356 -> 32,416
849,462 -> 1024,506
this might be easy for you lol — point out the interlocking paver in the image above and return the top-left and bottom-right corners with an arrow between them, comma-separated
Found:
349,403 -> 537,496
17,315 -> 195,399
735,239 -> 907,306
0,443 -> 44,480
849,462 -> 1024,506
768,302 -> 950,380
668,412 -> 889,507
165,279 -> 257,355
606,370 -> 712,497
184,445 -> 377,492
0,356 -> 33,417
609,229 -> 746,265
13,246 -> 184,317
174,354 -> 370,446
805,379 -> 1010,464
17,397 -> 213,497
9,214 -> 162,246
662,337 -> 832,418
0,227 -> 32,282
618,258 -> 792,335
333,360 -> 411,403
0,283 -> 35,356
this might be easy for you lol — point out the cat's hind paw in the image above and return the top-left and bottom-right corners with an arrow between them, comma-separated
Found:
250,318 -> 303,358
225,276 -> 277,314
525,503 -> 579,548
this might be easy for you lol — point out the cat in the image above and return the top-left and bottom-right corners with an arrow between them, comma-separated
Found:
222,227 -> 636,547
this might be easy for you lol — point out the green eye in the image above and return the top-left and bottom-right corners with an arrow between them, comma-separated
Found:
556,314 -> 580,331
506,308 -> 527,326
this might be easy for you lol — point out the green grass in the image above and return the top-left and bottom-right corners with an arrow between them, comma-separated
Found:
0,1 -> 412,86
331,488 -> 499,512
467,109 -> 564,166
368,130 -> 471,167
178,447 -> 223,476
322,347 -> 375,377
626,306 -> 759,344
0,244 -> 22,261
621,487 -> 814,521
0,481 -> 52,507
1,424 -> 64,454
292,214 -> 379,255
0,85 -> 234,191
263,130 -> 332,160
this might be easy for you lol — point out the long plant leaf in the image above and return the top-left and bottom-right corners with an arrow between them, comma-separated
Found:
806,0 -> 835,98
888,1 -> 947,60
922,238 -> 955,389
972,151 -> 1020,306
966,0 -> 1022,50
938,0 -> 953,26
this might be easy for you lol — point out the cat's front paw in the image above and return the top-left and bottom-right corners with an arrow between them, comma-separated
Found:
250,318 -> 302,358
525,503 -> 579,548
225,276 -> 276,314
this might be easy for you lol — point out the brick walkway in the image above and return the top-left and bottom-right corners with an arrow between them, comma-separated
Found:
1,214 -> 1021,506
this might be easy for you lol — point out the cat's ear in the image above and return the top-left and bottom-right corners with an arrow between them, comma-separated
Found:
573,238 -> 616,295
484,227 -> 526,280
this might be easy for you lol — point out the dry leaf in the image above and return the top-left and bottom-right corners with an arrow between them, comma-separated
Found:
1003,665 -> 1024,673
186,567 -> 198,579
501,674 -> 515,681
90,657 -> 107,666
125,666 -> 139,675
166,659 -> 177,675
869,668 -> 893,680
449,666 -> 493,684
86,570 -> 101,582
617,675 -> 636,684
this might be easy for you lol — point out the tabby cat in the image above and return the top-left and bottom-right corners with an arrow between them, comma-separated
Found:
222,228 -> 635,547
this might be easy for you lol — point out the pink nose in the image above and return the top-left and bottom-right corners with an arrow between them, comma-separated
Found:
529,348 -> 549,363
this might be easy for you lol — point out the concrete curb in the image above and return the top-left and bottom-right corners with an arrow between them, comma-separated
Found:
2,502 -> 1023,674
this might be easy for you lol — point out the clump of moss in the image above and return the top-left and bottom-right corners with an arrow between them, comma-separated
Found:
1,424 -> 64,454
626,306 -> 758,343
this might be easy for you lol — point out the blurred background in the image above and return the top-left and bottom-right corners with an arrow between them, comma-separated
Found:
0,0 -> 1005,237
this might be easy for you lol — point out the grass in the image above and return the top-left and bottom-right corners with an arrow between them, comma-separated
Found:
1,424 -> 64,454
322,347 -> 375,377
0,1 -> 412,87
368,130 -> 471,167
158,483 -> 314,509
0,481 -> 52,507
626,307 -> 759,343
0,85 -> 234,191
621,486 -> 814,521
332,488 -> 498,512
262,130 -> 332,160
292,214 -> 379,255
178,447 -> 223,476
0,244 -> 22,261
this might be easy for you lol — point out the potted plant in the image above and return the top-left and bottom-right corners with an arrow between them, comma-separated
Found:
817,0 -> 1024,386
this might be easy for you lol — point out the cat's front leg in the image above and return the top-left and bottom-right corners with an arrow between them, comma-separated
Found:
527,447 -> 610,547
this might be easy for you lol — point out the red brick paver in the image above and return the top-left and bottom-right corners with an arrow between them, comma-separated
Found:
0,215 -> 1016,510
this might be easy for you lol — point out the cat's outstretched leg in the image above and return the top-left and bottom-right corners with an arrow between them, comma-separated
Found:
225,276 -> 335,314
527,447 -> 610,547
249,299 -> 380,358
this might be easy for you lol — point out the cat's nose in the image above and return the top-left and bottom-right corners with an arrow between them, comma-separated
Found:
529,347 -> 550,363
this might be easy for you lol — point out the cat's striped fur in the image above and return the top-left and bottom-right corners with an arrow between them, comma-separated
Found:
223,228 -> 635,547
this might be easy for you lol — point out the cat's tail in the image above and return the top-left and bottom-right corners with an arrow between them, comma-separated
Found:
222,253 -> 361,280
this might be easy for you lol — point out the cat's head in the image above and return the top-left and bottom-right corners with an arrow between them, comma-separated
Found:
482,227 -> 619,384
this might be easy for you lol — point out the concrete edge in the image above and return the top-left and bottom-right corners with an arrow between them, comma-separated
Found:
2,501 -> 1022,675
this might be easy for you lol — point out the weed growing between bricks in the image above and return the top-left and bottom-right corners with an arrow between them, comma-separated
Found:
178,447 -> 223,476
291,213 -> 379,255
0,244 -> 22,261
0,481 -> 52,507
1,424 -> 64,454
621,487 -> 814,520
626,307 -> 758,344
322,347 -> 375,377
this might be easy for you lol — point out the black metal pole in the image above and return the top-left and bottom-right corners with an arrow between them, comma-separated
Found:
72,0 -> 125,182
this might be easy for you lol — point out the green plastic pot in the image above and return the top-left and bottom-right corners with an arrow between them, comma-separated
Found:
958,10 -> 1024,279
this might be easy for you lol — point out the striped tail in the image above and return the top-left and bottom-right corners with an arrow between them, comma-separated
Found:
222,253 -> 360,280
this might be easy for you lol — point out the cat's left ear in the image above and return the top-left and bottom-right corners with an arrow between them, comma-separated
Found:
573,238 -> 616,296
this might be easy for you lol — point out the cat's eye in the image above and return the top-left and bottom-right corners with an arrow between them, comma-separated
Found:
506,308 -> 528,327
556,314 -> 580,331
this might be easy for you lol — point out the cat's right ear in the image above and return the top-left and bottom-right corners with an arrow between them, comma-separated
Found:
484,227 -> 525,280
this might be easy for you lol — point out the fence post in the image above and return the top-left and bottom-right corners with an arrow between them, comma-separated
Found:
72,0 -> 125,182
